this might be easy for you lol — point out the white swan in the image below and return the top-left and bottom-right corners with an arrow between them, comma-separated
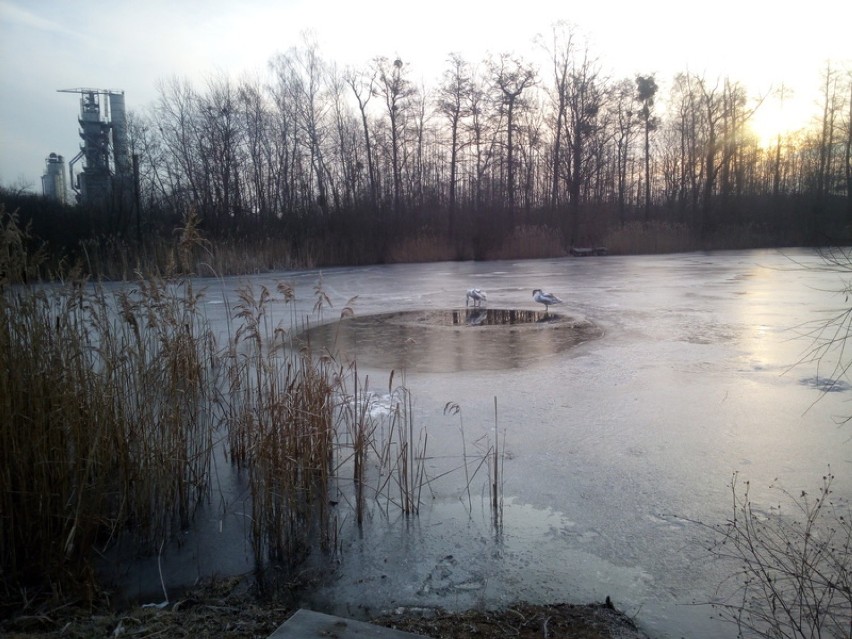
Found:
466,288 -> 487,307
532,288 -> 563,311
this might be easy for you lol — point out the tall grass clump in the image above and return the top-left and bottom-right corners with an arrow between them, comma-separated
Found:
222,281 -> 340,568
0,208 -> 45,284
327,365 -> 430,528
222,283 -> 434,574
0,209 -> 217,608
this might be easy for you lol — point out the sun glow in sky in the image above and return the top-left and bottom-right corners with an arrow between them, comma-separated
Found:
748,88 -> 815,148
0,0 -> 850,188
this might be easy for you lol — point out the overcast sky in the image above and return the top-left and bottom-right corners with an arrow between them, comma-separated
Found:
1,0 -> 850,191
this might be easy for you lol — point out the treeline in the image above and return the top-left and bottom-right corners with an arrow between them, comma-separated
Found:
8,27 -> 852,272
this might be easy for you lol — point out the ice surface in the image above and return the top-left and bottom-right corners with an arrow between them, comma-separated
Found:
104,249 -> 852,639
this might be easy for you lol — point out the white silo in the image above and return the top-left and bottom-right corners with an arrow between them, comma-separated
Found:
41,153 -> 68,204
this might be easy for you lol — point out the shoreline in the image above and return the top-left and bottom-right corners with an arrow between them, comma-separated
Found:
2,576 -> 651,639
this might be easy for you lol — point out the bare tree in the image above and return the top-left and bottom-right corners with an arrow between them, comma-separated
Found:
636,75 -> 658,220
463,64 -> 498,214
539,22 -> 575,212
327,63 -> 361,211
845,74 -> 852,223
235,75 -> 272,222
816,64 -> 840,203
696,76 -> 726,235
564,48 -> 606,244
267,54 -> 300,218
489,53 -> 536,224
610,78 -> 639,224
271,35 -> 335,216
374,57 -> 417,216
437,53 -> 472,236
408,81 -> 432,212
516,100 -> 546,213
126,108 -> 171,216
344,65 -> 379,209
154,76 -> 205,215
771,84 -> 793,198
667,73 -> 705,221
198,74 -> 243,229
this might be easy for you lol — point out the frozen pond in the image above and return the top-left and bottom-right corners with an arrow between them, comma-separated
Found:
111,249 -> 852,639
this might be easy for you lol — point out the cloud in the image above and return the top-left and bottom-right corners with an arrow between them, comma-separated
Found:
1,1 -> 62,31
0,1 -> 84,40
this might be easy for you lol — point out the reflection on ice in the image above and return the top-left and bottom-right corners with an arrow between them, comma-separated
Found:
446,308 -> 561,326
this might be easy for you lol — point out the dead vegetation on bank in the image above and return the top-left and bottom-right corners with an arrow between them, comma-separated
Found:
0,207 -> 506,620
1,574 -> 647,639
0,205 -> 636,638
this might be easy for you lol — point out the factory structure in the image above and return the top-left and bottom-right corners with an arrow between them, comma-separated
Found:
43,88 -> 134,209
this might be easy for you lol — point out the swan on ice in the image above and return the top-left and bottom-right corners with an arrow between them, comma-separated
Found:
532,288 -> 563,311
466,288 -> 487,307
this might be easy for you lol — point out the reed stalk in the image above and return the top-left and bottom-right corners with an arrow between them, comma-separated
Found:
492,397 -> 504,529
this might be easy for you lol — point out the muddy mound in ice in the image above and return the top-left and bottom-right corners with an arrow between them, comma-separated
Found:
301,308 -> 603,373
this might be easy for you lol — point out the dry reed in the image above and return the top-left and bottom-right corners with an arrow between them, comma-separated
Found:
222,281 -> 339,567
1,206 -> 502,612
484,225 -> 568,261
442,398 -> 505,527
1,209 -> 217,607
603,220 -> 699,254
384,233 -> 459,264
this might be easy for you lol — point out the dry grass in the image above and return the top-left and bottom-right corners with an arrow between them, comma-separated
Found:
1,210 -> 218,608
385,233 -> 459,264
0,207 -> 452,614
483,225 -> 568,261
38,213 -> 779,281
603,220 -> 699,255
222,281 -> 340,567
0,203 -> 516,621
0,576 -> 645,639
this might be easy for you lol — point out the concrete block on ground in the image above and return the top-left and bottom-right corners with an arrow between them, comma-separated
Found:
268,608 -> 427,639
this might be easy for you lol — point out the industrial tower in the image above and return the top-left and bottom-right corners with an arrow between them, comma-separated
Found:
58,88 -> 132,208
